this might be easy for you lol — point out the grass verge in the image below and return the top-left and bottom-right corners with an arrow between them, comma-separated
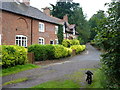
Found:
65,68 -> 97,88
1,64 -> 39,76
31,80 -> 80,88
3,77 -> 28,86
86,69 -> 107,88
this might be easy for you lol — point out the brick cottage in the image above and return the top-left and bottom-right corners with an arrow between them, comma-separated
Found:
0,0 -> 60,47
42,7 -> 79,40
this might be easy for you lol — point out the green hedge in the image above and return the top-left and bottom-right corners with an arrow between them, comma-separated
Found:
28,44 -> 54,61
28,44 -> 72,61
62,39 -> 80,47
1,45 -> 28,68
53,45 -> 72,59
70,45 -> 86,54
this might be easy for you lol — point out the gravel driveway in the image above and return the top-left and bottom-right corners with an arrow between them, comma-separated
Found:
2,43 -> 101,88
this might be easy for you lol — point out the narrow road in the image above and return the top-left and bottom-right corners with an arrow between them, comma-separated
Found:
2,44 -> 101,88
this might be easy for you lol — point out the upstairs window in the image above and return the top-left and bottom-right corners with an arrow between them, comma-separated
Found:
39,37 -> 45,45
55,26 -> 58,34
73,29 -> 75,35
39,22 -> 45,32
63,26 -> 65,33
16,35 -> 27,47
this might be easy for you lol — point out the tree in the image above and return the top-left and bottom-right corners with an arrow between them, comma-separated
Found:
57,25 -> 63,44
88,10 -> 106,40
70,7 -> 90,43
94,0 -> 120,88
51,0 -> 79,20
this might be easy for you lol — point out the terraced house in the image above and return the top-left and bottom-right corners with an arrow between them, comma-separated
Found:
42,7 -> 79,40
0,0 -> 59,47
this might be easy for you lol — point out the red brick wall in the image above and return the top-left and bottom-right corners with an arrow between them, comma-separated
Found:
1,11 -> 58,46
39,21 -> 58,44
0,11 -> 2,34
2,11 -> 38,46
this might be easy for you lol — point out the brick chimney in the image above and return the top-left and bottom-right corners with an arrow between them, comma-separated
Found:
43,7 -> 51,16
23,0 -> 30,6
63,14 -> 68,22
15,0 -> 30,6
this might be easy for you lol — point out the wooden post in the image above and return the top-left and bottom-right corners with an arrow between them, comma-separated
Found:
72,49 -> 76,56
27,52 -> 35,64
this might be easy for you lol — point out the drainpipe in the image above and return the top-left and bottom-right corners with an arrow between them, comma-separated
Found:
31,19 -> 33,45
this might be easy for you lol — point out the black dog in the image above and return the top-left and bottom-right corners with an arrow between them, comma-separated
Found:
85,70 -> 93,84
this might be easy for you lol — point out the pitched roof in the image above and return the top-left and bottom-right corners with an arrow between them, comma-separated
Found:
0,2 -> 59,25
68,24 -> 75,29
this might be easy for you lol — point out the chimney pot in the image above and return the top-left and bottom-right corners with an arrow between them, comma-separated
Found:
43,7 -> 51,16
63,14 -> 68,22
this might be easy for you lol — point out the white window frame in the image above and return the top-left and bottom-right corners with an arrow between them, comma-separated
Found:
50,40 -> 54,45
63,26 -> 65,33
15,35 -> 27,47
39,37 -> 45,45
55,26 -> 58,34
55,39 -> 59,44
73,29 -> 75,35
39,22 -> 45,32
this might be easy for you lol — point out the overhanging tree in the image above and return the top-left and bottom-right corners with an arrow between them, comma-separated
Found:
94,0 -> 120,88
88,10 -> 106,40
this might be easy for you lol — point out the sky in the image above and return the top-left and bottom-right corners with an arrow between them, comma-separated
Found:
30,0 -> 112,20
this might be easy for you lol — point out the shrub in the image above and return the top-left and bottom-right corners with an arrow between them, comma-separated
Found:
53,45 -> 72,59
28,44 -> 48,61
2,45 -> 27,68
62,39 -> 71,47
44,45 -> 55,60
71,39 -> 80,46
70,45 -> 86,54
62,39 -> 80,47
67,48 -> 72,56
81,45 -> 86,50
28,44 -> 72,61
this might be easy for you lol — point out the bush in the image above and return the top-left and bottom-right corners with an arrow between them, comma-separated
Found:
70,45 -> 86,54
28,44 -> 72,61
53,45 -> 72,59
28,44 -> 48,61
71,39 -> 80,46
62,39 -> 80,47
62,39 -> 71,47
2,45 -> 27,68
44,45 -> 55,60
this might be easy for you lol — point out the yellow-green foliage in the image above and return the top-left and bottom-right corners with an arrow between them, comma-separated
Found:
62,39 -> 80,47
70,45 -> 86,54
62,39 -> 72,47
67,48 -> 72,56
28,44 -> 72,61
53,45 -> 72,59
71,39 -> 80,45
1,45 -> 28,68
